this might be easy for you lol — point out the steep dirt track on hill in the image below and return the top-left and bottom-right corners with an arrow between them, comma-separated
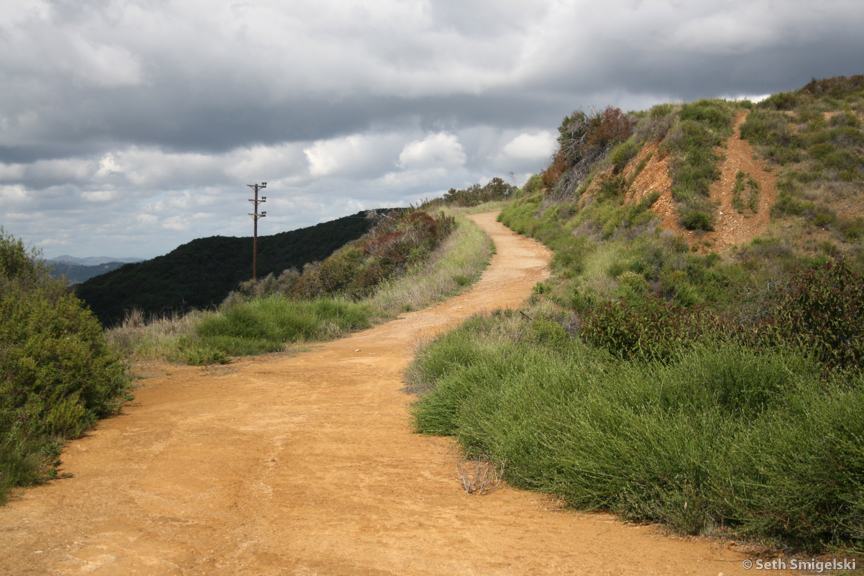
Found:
1,213 -> 769,576
703,111 -> 777,251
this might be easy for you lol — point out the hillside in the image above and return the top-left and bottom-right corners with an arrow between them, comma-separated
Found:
77,211 -> 385,326
411,75 -> 864,555
526,76 -> 863,258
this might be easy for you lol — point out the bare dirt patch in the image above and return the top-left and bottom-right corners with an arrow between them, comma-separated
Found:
699,111 -> 778,251
624,112 -> 778,251
624,142 -> 681,233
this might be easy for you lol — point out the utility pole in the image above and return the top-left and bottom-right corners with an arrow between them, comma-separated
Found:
247,181 -> 267,281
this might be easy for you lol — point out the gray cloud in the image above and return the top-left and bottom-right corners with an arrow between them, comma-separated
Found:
1,0 -> 862,257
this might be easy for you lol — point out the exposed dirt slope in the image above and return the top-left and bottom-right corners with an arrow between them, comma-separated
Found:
1,214 -> 770,576
623,142 -> 680,232
699,111 -> 777,251
618,111 -> 777,250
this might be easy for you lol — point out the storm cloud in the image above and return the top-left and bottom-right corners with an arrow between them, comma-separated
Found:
1,0 -> 862,257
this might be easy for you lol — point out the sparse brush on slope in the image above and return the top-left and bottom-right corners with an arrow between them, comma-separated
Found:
741,75 -> 864,246
226,210 -> 455,302
423,177 -> 518,208
0,231 -> 129,503
664,100 -> 736,230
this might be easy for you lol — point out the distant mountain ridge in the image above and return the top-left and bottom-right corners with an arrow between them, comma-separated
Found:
76,210 -> 388,326
47,260 -> 137,285
50,255 -> 143,266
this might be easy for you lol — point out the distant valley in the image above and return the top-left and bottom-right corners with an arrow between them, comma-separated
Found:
47,256 -> 143,285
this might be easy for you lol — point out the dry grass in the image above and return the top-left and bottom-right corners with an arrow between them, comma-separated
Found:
366,211 -> 494,316
456,458 -> 504,495
107,308 -> 205,362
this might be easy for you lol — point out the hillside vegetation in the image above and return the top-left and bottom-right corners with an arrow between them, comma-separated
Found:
77,211 -> 382,326
410,76 -> 864,554
0,232 -> 129,503
111,209 -> 493,364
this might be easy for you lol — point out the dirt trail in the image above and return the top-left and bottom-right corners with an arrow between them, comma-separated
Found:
1,213 -> 767,576
701,111 -> 777,251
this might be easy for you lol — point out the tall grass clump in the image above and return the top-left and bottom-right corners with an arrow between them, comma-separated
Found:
410,313 -> 864,553
177,297 -> 373,363
1,231 -> 129,502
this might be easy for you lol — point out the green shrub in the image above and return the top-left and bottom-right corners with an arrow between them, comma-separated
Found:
0,231 -> 129,502
679,209 -> 714,231
191,296 -> 373,358
761,91 -> 801,110
433,177 -> 518,207
679,99 -> 735,132
740,109 -> 802,164
410,315 -> 863,552
578,297 -> 706,361
521,174 -> 544,195
610,139 -> 639,173
764,260 -> 864,370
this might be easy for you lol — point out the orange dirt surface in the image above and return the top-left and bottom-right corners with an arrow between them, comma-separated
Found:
624,143 -> 680,232
697,111 -> 778,251
619,112 -> 777,251
0,213 -> 775,576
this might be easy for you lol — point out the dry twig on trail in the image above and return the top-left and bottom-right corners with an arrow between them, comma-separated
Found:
456,458 -> 504,495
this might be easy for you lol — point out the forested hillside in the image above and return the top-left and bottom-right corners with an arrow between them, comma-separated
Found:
77,211 -> 386,326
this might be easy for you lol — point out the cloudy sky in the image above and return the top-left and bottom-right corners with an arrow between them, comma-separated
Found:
1,0 -> 862,258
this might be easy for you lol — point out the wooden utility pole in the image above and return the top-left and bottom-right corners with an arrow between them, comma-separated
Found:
247,182 -> 267,281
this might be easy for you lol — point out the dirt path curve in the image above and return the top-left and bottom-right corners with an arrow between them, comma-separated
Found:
1,213 -> 764,576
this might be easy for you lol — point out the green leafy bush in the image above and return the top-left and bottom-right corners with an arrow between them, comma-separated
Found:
678,209 -> 714,231
764,260 -> 864,370
578,297 -> 708,362
609,139 -> 639,174
0,232 -> 128,502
